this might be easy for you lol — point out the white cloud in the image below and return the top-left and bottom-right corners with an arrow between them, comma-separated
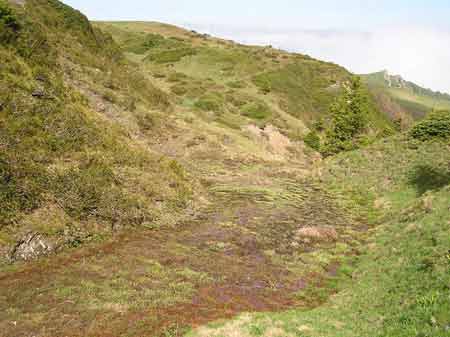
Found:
183,23 -> 450,94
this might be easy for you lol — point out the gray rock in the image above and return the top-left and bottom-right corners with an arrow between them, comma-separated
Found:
31,89 -> 45,98
9,233 -> 54,262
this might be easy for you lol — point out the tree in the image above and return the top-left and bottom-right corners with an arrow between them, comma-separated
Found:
323,76 -> 369,155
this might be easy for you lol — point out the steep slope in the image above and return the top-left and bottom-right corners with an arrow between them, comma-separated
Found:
362,70 -> 450,125
0,0 -> 196,261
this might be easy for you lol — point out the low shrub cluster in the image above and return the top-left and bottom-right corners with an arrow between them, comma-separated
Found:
194,93 -> 224,112
0,1 -> 21,44
241,101 -> 272,120
145,47 -> 196,64
304,131 -> 321,151
409,110 -> 450,141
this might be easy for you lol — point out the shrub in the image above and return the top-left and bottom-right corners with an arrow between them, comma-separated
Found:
0,2 -> 21,44
409,110 -> 450,141
241,101 -> 272,120
304,131 -> 321,151
145,48 -> 196,64
194,94 -> 223,112
253,76 -> 272,94
0,154 -> 46,227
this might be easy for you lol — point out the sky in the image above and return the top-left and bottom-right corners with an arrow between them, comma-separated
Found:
64,0 -> 450,93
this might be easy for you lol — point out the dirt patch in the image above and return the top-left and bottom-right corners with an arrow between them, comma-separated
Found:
244,124 -> 293,157
295,226 -> 338,243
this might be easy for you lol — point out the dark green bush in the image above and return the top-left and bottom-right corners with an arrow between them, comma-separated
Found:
241,101 -> 272,120
408,163 -> 450,195
304,131 -> 321,151
0,1 -> 21,44
409,110 -> 450,141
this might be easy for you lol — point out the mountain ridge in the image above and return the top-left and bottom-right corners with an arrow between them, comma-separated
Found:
362,70 -> 450,124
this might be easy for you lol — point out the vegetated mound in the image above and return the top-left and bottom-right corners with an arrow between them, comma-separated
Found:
0,0 -> 195,261
362,70 -> 450,125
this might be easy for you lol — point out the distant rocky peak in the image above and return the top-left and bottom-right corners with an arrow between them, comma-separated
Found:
383,70 -> 406,89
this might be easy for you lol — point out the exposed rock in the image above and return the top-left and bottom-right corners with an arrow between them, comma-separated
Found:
31,89 -> 45,98
9,233 -> 54,262
244,124 -> 292,156
35,74 -> 47,82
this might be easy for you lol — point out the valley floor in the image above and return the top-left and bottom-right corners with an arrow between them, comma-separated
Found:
0,157 -> 360,337
1,138 -> 449,337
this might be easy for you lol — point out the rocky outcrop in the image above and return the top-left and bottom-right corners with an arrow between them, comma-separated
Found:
8,233 -> 55,262
383,70 -> 406,89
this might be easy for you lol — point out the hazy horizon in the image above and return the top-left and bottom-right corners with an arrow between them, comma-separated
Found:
64,0 -> 450,94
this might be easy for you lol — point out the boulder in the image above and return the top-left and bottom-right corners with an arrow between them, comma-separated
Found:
9,233 -> 54,262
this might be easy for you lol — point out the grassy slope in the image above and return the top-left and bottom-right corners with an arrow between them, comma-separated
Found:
96,21 -> 393,138
187,136 -> 450,337
0,0 -> 195,260
363,71 -> 450,123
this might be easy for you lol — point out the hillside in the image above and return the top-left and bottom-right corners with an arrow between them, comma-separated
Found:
0,0 -> 197,260
96,21 -> 393,138
0,1 -> 449,337
362,70 -> 450,125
